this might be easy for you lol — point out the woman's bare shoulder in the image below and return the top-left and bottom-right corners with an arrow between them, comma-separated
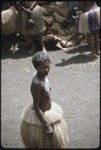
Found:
31,79 -> 41,89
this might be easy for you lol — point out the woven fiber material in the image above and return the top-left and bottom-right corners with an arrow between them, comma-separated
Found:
20,102 -> 68,148
1,7 -> 18,35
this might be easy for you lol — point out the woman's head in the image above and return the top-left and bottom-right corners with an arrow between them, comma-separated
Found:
32,52 -> 51,76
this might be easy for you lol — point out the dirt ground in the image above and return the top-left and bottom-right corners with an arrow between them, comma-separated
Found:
1,43 -> 100,148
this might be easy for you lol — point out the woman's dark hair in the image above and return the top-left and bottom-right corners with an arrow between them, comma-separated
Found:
32,51 -> 51,69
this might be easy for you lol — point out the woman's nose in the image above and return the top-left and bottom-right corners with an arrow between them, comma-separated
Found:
45,68 -> 49,72
46,68 -> 49,72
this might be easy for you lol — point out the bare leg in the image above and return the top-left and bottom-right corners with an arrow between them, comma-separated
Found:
93,32 -> 100,55
32,34 -> 43,53
87,33 -> 96,57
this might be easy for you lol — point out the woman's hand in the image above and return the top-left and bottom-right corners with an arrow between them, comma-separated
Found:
20,5 -> 32,14
45,124 -> 53,135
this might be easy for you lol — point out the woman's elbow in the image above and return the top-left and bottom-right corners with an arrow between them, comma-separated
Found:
34,106 -> 39,113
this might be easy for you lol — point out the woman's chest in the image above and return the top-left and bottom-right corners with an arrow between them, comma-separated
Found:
41,78 -> 51,95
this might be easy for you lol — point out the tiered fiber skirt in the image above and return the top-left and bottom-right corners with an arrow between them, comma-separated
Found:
20,102 -> 68,148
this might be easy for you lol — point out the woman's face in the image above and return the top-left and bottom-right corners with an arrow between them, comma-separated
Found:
37,62 -> 50,77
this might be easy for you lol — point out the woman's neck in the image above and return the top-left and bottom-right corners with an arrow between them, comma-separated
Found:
36,72 -> 46,80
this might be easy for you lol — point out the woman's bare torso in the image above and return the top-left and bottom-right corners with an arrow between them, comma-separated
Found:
31,74 -> 51,112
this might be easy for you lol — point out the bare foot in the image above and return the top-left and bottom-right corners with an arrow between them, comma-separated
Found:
60,42 -> 67,48
88,53 -> 97,58
96,52 -> 100,55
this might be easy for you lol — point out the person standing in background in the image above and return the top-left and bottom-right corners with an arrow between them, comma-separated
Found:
13,1 -> 46,54
77,1 -> 100,57
66,1 -> 78,25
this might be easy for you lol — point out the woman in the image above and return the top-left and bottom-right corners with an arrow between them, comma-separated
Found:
20,51 -> 68,148
77,1 -> 100,57
16,1 -> 46,53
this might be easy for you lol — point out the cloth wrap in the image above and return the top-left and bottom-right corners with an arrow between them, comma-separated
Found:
77,6 -> 100,33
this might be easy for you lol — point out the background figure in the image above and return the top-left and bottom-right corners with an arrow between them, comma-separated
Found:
30,2 -> 46,53
66,1 -> 78,25
20,52 -> 68,148
77,1 -> 100,57
17,1 -> 46,54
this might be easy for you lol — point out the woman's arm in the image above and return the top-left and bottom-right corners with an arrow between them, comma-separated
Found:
30,1 -> 37,11
20,5 -> 31,14
18,2 -> 37,14
31,83 -> 53,133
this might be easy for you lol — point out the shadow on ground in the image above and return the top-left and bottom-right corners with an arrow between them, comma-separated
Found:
1,47 -> 32,60
1,35 -> 33,59
1,42 -> 60,60
1,46 -> 60,60
66,44 -> 90,54
55,44 -> 98,66
55,54 -> 97,67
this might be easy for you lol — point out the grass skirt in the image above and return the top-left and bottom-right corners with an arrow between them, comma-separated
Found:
1,7 -> 18,35
20,102 -> 68,148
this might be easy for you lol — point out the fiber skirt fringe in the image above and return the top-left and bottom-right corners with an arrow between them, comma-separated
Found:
20,102 -> 68,148
1,7 -> 18,35
77,6 -> 100,33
